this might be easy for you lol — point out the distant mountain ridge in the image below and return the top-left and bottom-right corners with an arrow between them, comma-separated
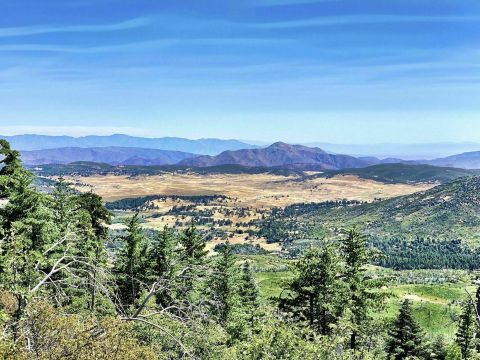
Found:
425,151 -> 480,169
316,163 -> 478,184
180,142 -> 370,169
1,134 -> 256,155
307,142 -> 480,160
20,147 -> 196,166
359,151 -> 480,170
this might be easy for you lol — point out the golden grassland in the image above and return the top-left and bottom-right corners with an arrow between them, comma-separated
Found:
64,172 -> 434,253
65,172 -> 433,206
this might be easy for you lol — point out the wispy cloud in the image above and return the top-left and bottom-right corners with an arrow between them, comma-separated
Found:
250,14 -> 480,28
0,17 -> 150,38
0,37 -> 287,54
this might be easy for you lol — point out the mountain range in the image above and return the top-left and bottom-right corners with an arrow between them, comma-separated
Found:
1,134 -> 256,155
307,142 -> 480,160
179,142 -> 370,169
8,134 -> 480,170
425,151 -> 480,169
21,147 -> 196,166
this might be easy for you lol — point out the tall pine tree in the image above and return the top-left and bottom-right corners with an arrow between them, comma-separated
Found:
456,300 -> 478,359
205,241 -> 238,327
238,260 -> 260,329
340,228 -> 385,351
115,213 -> 151,312
178,224 -> 207,301
386,300 -> 425,360
280,243 -> 344,336
149,226 -> 177,309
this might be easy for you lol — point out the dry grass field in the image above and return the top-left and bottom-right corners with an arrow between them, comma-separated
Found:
64,172 -> 434,253
65,172 -> 433,207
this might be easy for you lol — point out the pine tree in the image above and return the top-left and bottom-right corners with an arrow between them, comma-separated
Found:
280,243 -> 344,336
51,177 -> 77,235
115,213 -> 150,311
238,260 -> 260,329
386,300 -> 425,360
0,141 -> 61,339
205,241 -> 238,326
340,227 -> 385,350
429,335 -> 448,360
149,226 -> 177,308
178,224 -> 208,300
75,192 -> 111,313
456,300 -> 478,359
0,139 -> 25,199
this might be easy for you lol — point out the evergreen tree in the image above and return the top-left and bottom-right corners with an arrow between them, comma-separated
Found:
429,335 -> 448,360
386,300 -> 425,360
0,141 -> 60,339
340,228 -> 385,351
205,241 -> 238,326
0,139 -> 25,198
75,192 -> 111,313
280,243 -> 344,336
178,224 -> 207,300
149,226 -> 177,308
238,260 -> 260,329
456,300 -> 478,359
51,177 -> 77,235
115,213 -> 150,311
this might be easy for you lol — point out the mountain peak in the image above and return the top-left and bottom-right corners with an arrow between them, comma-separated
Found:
181,142 -> 367,169
268,141 -> 291,148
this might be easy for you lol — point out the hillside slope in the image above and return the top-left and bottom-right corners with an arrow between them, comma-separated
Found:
426,151 -> 480,169
180,142 -> 370,169
21,147 -> 196,166
316,163 -> 478,184
306,176 -> 480,242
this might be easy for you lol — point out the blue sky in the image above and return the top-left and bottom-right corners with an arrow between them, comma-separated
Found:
0,0 -> 479,143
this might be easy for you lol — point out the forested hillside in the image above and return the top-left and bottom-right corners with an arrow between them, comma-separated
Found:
303,176 -> 480,243
317,163 -> 478,184
1,140 -> 479,359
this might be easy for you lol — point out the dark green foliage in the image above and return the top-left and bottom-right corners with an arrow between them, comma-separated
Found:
386,300 -> 425,360
341,228 -> 386,351
177,224 -> 208,301
32,162 -> 302,177
456,300 -> 478,359
106,194 -> 228,211
280,243 -> 344,336
205,241 -> 238,326
317,163 -> 477,184
372,238 -> 480,270
114,214 -> 151,311
149,226 -> 177,308
238,261 -> 260,329
429,336 -> 448,360
306,176 -> 480,244
51,177 -> 77,235
75,192 -> 112,313
214,243 -> 268,255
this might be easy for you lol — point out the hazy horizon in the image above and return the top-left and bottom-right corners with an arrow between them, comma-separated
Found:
4,132 -> 480,146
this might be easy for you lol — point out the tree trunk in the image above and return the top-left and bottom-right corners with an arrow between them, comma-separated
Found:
350,331 -> 357,351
